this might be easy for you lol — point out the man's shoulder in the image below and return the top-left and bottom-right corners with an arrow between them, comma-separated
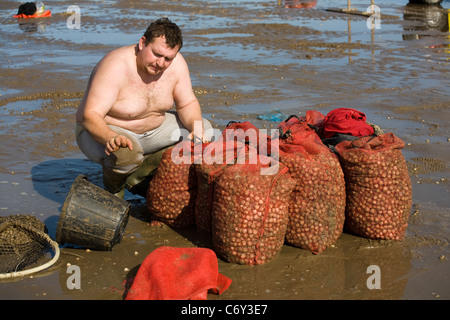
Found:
97,45 -> 134,73
103,45 -> 134,62
169,52 -> 189,74
174,52 -> 187,65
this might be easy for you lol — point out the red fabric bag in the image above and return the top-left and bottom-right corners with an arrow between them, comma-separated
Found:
322,108 -> 374,139
125,246 -> 232,300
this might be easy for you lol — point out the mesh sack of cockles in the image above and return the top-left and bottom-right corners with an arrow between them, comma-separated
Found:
277,119 -> 346,254
211,145 -> 296,266
278,111 -> 326,141
335,133 -> 412,240
194,139 -> 247,233
222,121 -> 273,155
195,121 -> 271,234
0,214 -> 59,277
146,140 -> 198,228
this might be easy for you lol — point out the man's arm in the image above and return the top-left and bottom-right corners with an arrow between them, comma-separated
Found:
80,53 -> 133,155
173,54 -> 206,142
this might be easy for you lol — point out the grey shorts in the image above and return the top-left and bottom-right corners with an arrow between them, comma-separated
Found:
75,111 -> 213,174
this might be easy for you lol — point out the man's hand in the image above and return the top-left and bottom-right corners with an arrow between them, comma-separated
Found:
105,135 -> 133,155
187,129 -> 208,144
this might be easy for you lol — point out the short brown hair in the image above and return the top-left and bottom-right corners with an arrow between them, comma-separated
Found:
143,17 -> 183,50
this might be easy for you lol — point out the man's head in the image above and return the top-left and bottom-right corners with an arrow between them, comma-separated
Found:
136,18 -> 183,77
142,17 -> 183,50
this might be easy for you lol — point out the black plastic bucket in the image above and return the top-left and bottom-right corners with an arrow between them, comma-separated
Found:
56,175 -> 131,251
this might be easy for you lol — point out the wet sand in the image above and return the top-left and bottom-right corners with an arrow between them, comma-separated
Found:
0,0 -> 449,300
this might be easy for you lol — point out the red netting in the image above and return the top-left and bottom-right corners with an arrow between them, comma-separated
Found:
278,118 -> 346,254
211,146 -> 296,265
335,133 -> 412,240
194,139 -> 246,233
146,141 -> 198,228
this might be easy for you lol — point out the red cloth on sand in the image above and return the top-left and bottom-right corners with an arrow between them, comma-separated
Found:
125,246 -> 232,300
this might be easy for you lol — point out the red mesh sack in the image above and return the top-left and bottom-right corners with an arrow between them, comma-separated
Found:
195,159 -> 219,233
278,115 -> 303,138
322,108 -> 374,139
223,121 -> 273,155
195,122 -> 273,234
335,133 -> 412,240
278,111 -> 325,140
146,140 -> 198,227
194,140 -> 246,233
223,121 -> 260,146
279,128 -> 346,254
211,148 -> 296,266
304,110 -> 325,130
125,246 -> 232,300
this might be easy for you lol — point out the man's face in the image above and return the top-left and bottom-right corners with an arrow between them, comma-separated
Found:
137,35 -> 179,76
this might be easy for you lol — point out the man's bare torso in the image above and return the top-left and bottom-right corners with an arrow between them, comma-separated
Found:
76,45 -> 180,134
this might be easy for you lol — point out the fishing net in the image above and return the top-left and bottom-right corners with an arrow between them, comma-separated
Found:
0,214 -> 60,279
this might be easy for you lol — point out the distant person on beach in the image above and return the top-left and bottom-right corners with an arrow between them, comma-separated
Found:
75,17 -> 211,198
17,2 -> 38,16
14,1 -> 50,18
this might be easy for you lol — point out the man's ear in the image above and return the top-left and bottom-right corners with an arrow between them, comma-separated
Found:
138,36 -> 147,50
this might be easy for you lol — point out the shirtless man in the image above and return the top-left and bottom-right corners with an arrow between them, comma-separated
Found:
76,18 -> 211,198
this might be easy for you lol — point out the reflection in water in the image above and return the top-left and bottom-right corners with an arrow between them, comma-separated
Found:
17,20 -> 49,33
280,0 -> 317,9
403,2 -> 449,37
345,18 -> 377,64
402,2 -> 450,57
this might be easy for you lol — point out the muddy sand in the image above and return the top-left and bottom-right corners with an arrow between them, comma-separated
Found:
0,0 -> 449,301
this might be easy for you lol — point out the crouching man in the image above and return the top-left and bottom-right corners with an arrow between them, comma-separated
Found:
76,18 -> 211,198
